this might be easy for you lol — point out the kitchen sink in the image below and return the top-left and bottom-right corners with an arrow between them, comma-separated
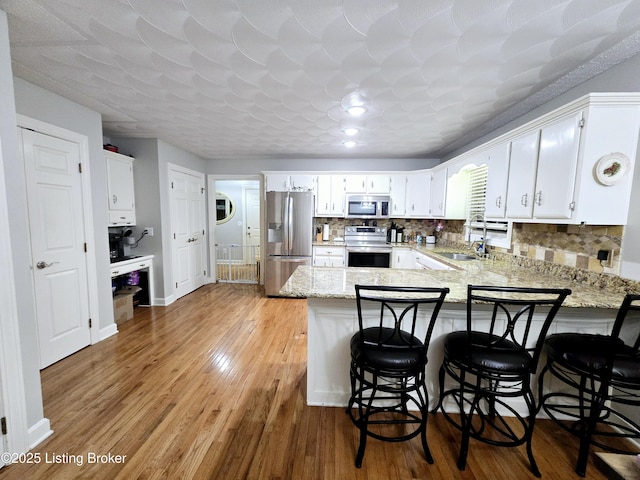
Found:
438,252 -> 477,261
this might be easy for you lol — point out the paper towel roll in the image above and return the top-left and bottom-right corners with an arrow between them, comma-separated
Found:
322,224 -> 330,241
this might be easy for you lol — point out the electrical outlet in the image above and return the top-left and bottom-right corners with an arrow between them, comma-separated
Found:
144,227 -> 154,236
597,249 -> 614,267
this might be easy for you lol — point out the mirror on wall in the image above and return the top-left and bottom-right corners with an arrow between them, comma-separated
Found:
216,192 -> 235,224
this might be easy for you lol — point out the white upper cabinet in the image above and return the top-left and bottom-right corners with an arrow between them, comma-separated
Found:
389,174 -> 407,217
533,112 -> 582,219
405,171 -> 431,217
481,94 -> 640,224
315,175 -> 345,216
289,175 -> 315,191
483,142 -> 511,219
505,112 -> 582,220
429,166 -> 447,217
505,130 -> 541,219
106,151 -> 136,226
345,174 -> 391,194
445,164 -> 470,220
264,173 -> 314,192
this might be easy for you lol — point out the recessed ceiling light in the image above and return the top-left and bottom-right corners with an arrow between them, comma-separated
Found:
343,127 -> 359,136
346,105 -> 367,117
343,140 -> 357,148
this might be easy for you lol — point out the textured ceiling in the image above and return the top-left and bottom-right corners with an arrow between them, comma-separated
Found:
3,0 -> 640,161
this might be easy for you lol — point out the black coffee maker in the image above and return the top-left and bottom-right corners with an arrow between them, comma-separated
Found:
109,232 -> 124,261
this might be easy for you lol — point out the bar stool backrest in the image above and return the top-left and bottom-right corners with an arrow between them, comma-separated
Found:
466,285 -> 571,371
355,285 -> 449,350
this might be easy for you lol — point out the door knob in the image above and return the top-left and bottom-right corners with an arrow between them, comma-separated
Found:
36,261 -> 58,269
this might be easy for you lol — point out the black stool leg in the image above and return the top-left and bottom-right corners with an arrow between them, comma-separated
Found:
524,390 -> 541,477
457,379 -> 477,471
417,386 -> 434,464
432,363 -> 446,414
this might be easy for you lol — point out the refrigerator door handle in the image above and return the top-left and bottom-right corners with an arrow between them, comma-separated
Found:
282,194 -> 293,255
287,195 -> 294,253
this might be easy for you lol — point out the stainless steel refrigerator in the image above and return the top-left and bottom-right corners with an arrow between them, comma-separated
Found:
265,191 -> 314,296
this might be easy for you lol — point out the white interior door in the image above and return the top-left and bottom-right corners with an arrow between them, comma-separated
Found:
170,167 -> 206,300
21,129 -> 91,368
243,188 -> 260,263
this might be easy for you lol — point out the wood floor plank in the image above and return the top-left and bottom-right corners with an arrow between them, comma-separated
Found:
0,283 -> 625,479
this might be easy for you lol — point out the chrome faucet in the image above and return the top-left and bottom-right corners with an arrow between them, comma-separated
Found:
467,213 -> 488,257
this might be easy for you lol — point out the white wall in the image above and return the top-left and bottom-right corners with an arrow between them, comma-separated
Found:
0,15 -> 45,434
110,137 -> 210,302
13,78 -> 115,330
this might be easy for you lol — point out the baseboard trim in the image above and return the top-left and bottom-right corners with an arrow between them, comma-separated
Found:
28,418 -> 53,449
98,323 -> 118,342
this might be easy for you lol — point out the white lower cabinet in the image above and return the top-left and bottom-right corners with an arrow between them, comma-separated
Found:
415,251 -> 455,270
392,247 -> 415,269
312,245 -> 345,267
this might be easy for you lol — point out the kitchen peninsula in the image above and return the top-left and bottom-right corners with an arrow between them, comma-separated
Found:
279,248 -> 636,413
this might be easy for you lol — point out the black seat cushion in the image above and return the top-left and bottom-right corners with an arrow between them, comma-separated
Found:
546,333 -> 640,383
444,331 -> 532,374
350,327 -> 425,372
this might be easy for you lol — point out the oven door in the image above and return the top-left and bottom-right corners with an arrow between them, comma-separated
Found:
346,248 -> 391,268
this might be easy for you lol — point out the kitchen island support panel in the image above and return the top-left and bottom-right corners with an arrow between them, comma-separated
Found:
306,297 -> 617,417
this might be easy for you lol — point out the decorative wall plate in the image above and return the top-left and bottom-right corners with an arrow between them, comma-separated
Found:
594,152 -> 629,186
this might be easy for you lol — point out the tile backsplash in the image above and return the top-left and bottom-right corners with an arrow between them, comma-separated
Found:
440,220 -> 623,275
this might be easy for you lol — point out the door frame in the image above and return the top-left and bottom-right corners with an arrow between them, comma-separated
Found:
0,136 -> 30,461
17,114 -> 100,346
207,174 -> 263,284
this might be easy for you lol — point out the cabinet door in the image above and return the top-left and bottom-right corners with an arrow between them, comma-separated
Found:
429,167 -> 447,217
344,175 -> 367,193
315,175 -> 332,215
368,174 -> 391,194
406,172 -> 431,217
392,248 -> 415,269
533,112 -> 582,219
106,153 -> 136,225
505,131 -> 540,219
265,174 -> 290,192
329,175 -> 345,215
289,175 -> 314,191
390,175 -> 406,217
484,142 -> 511,219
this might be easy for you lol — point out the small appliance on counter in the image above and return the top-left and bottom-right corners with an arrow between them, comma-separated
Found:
109,232 -> 124,261
322,223 -> 330,241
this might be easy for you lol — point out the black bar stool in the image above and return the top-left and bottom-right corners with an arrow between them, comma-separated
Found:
433,284 -> 571,477
538,293 -> 640,477
346,285 -> 449,468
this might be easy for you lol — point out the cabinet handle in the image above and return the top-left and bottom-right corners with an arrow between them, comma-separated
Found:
370,180 -> 374,189
535,191 -> 542,206
495,196 -> 501,208
112,194 -> 118,204
362,180 -> 365,188
521,193 -> 528,206
325,202 -> 328,210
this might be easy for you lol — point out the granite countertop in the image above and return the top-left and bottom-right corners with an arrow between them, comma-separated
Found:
280,246 -> 634,309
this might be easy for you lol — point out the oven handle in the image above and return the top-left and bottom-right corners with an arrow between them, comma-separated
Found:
346,247 -> 393,254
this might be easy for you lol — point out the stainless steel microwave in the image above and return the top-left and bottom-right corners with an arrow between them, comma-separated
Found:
345,195 -> 391,219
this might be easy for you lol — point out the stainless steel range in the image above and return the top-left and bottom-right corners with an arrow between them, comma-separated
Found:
344,225 -> 392,268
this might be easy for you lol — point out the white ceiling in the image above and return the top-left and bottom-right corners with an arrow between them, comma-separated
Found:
3,0 -> 640,161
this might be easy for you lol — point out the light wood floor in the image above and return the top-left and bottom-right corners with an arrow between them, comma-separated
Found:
0,284 -> 622,479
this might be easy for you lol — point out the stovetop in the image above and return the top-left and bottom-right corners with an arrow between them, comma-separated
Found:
344,225 -> 389,247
